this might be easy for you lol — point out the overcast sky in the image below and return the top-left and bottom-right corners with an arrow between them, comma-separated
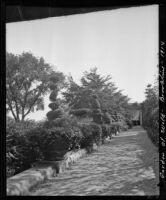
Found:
6,5 -> 158,121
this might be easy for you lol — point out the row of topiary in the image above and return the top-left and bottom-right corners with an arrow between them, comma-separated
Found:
6,113 -> 131,178
6,75 -> 132,178
6,110 -> 128,178
6,116 -> 110,178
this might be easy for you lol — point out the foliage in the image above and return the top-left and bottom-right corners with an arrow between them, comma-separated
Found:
125,118 -> 133,129
46,108 -> 64,121
63,67 -> 132,119
141,83 -> 159,146
43,73 -> 84,159
6,117 -> 43,177
79,122 -> 102,149
28,127 -> 69,159
6,52 -> 65,121
102,109 -> 112,124
101,124 -> 111,142
6,115 -> 83,177
6,64 -> 138,176
110,123 -> 121,135
63,79 -> 92,109
44,114 -> 83,149
70,108 -> 92,118
81,67 -> 112,91
48,102 -> 59,110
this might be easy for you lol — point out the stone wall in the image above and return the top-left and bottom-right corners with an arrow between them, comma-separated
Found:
7,144 -> 98,196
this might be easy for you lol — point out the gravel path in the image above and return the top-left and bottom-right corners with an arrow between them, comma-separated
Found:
30,126 -> 159,196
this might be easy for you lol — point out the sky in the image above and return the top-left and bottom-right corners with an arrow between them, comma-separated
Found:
6,5 -> 159,121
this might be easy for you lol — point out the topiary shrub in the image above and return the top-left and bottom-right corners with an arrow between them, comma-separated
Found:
101,124 -> 111,143
46,108 -> 64,121
91,94 -> 100,109
79,123 -> 94,152
46,75 -> 64,123
70,108 -> 91,118
102,109 -> 112,124
79,122 -> 102,152
49,89 -> 59,102
89,122 -> 102,145
110,123 -> 120,135
126,118 -> 133,129
28,126 -> 74,161
67,126 -> 83,151
91,94 -> 102,124
48,102 -> 59,110
44,74 -> 88,160
43,75 -> 71,160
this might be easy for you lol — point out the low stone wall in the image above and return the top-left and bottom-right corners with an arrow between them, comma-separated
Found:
7,144 -> 98,196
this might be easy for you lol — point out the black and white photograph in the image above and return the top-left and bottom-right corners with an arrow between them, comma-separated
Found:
5,3 -> 163,197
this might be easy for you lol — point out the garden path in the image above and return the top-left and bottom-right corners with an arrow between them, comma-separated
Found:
30,126 -> 159,196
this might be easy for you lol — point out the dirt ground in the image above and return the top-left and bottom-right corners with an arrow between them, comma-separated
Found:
30,126 -> 159,196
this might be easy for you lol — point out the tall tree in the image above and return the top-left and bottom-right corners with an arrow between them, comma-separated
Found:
63,68 -> 116,109
6,52 -> 65,121
81,67 -> 113,92
63,67 -> 133,122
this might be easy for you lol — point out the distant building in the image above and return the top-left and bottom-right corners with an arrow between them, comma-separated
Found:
131,110 -> 142,126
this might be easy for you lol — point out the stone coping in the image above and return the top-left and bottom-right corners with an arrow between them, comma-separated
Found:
7,144 -> 98,196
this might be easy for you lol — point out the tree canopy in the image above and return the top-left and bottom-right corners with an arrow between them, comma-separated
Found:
6,52 -> 65,121
63,67 -> 133,120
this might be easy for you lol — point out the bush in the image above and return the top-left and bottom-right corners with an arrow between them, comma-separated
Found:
30,126 -> 83,160
90,123 -> 102,143
142,83 -> 158,146
79,122 -> 102,149
6,117 -> 38,135
48,102 -> 59,110
110,123 -> 120,135
147,127 -> 159,146
6,117 -> 41,177
70,108 -> 91,118
49,90 -> 58,102
49,82 -> 58,90
46,108 -> 64,120
28,127 -> 69,159
101,124 -> 111,143
126,119 -> 133,129
142,108 -> 159,146
144,126 -> 159,146
6,132 -> 30,177
67,126 -> 83,150
42,115 -> 84,151
118,120 -> 128,131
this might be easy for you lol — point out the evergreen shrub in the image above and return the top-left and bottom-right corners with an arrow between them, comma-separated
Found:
79,122 -> 102,149
101,124 -> 110,143
70,108 -> 91,118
